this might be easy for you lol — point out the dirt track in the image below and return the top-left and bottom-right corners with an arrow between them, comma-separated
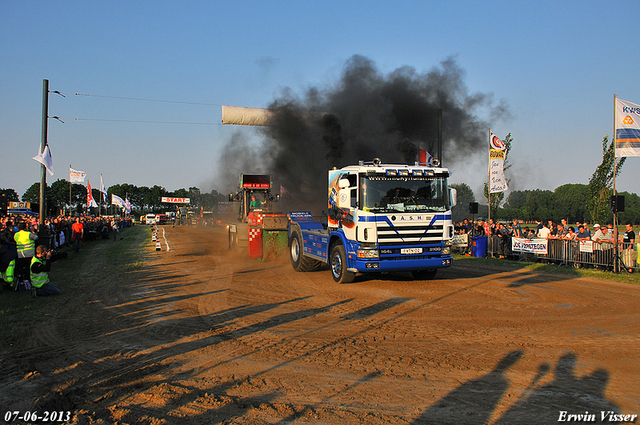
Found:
2,225 -> 639,424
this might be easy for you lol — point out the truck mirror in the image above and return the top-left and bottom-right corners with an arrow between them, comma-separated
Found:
449,188 -> 457,207
339,178 -> 350,189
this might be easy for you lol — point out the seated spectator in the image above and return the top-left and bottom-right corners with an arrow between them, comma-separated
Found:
30,245 -> 61,297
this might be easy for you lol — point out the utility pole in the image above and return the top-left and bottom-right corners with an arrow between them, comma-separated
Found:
39,79 -> 49,245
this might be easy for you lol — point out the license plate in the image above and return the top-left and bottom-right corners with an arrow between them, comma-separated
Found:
401,248 -> 423,254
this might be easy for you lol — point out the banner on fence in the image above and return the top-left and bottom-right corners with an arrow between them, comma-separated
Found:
578,240 -> 593,253
452,234 -> 468,247
512,238 -> 548,255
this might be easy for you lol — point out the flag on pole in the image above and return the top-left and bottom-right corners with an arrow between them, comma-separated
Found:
100,174 -> 107,203
87,181 -> 98,208
615,97 -> 640,157
70,167 -> 87,183
100,174 -> 107,195
418,148 -> 433,166
111,194 -> 125,208
489,130 -> 508,193
33,144 -> 54,176
125,198 -> 131,214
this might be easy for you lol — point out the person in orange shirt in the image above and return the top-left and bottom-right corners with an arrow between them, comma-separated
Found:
71,218 -> 84,253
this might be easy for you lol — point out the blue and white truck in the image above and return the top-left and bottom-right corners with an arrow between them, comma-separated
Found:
288,158 -> 457,283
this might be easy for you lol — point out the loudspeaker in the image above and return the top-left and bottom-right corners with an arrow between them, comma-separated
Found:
610,195 -> 625,212
469,202 -> 479,214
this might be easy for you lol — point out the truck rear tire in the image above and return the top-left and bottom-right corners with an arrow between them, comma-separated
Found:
290,230 -> 321,272
411,269 -> 437,280
330,244 -> 355,284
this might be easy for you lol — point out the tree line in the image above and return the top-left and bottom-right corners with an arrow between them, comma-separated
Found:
452,182 -> 640,225
1,180 -> 226,216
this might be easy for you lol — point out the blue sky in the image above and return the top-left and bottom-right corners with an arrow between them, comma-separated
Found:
2,0 -> 639,201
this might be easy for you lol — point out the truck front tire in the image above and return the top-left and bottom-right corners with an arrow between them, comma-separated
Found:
330,244 -> 355,284
290,230 -> 321,272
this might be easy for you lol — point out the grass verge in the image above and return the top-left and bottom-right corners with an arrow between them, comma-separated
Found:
453,253 -> 640,284
0,225 -> 151,346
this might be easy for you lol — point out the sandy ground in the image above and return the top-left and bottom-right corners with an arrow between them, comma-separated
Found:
1,225 -> 639,425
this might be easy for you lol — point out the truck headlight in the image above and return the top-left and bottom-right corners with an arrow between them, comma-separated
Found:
357,248 -> 379,259
442,241 -> 452,255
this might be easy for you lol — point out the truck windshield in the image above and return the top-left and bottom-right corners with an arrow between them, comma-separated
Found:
360,174 -> 450,213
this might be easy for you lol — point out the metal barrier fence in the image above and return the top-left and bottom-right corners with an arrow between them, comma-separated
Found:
461,234 -> 640,271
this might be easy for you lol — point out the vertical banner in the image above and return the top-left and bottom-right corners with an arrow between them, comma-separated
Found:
489,130 -> 508,193
615,97 -> 640,157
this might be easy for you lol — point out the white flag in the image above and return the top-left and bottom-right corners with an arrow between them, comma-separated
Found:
111,194 -> 125,208
33,145 -> 54,176
100,174 -> 108,195
70,167 -> 87,183
615,97 -> 640,157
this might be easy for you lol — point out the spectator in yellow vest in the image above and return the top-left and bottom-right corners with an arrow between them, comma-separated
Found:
14,222 -> 38,283
30,245 -> 61,297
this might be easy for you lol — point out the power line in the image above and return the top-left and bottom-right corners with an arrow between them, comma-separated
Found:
74,92 -> 221,107
74,117 -> 221,125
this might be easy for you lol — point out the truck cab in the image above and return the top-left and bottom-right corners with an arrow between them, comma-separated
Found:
289,159 -> 456,283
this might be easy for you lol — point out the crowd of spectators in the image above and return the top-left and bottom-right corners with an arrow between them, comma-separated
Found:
454,217 -> 637,270
1,213 -> 133,293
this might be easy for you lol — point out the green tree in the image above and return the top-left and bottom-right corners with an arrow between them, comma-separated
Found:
450,183 -> 475,222
0,188 -> 19,203
50,179 -> 71,210
22,182 -> 50,204
617,191 -> 640,225
553,184 -> 590,223
588,136 -> 625,224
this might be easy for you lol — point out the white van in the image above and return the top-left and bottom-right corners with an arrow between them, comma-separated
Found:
146,213 -> 157,225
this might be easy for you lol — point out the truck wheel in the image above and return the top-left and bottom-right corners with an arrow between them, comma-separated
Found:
330,244 -> 355,284
290,230 -> 321,272
411,269 -> 437,280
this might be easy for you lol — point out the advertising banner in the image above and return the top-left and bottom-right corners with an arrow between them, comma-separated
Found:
512,238 -> 548,255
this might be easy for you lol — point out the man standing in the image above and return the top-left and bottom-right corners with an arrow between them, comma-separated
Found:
30,245 -> 61,297
14,221 -> 38,283
511,219 -> 523,238
111,219 -> 121,241
497,223 -> 512,258
592,224 -> 615,268
622,223 -> 636,272
537,222 -> 551,239
71,218 -> 84,253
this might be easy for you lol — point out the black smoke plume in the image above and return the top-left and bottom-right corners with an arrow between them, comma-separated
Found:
218,55 -> 509,215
